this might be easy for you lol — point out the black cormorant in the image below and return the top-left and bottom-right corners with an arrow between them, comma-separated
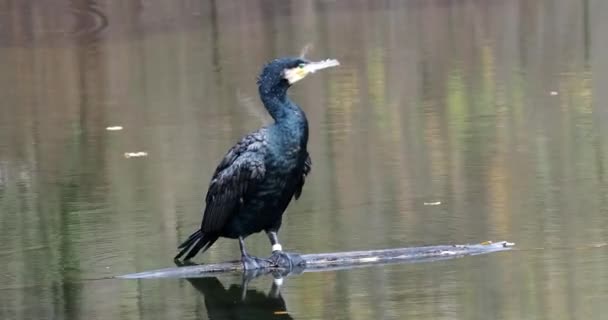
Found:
174,57 -> 339,269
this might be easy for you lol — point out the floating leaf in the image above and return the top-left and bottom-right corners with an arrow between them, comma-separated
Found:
423,201 -> 441,206
124,152 -> 148,158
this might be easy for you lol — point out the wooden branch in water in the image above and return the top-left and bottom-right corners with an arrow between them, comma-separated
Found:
117,241 -> 514,279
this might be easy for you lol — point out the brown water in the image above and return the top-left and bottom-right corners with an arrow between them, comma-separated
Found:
2,0 -> 608,319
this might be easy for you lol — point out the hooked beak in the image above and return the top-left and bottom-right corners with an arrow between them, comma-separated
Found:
284,59 -> 340,85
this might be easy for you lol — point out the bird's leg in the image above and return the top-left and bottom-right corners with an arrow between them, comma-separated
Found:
266,231 -> 305,269
174,259 -> 198,267
267,230 -> 282,253
239,236 -> 265,270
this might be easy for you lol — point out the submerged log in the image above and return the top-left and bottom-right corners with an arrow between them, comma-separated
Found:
118,241 -> 514,279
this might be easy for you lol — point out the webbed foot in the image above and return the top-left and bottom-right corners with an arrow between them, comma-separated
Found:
241,254 -> 266,270
268,251 -> 305,269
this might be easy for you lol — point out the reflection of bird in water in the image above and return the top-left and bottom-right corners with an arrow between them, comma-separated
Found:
186,273 -> 293,320
174,57 -> 339,269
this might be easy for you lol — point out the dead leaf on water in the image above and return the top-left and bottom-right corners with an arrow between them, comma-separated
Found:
423,201 -> 441,206
124,152 -> 148,158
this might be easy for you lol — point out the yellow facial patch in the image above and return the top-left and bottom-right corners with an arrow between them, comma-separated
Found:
284,66 -> 308,84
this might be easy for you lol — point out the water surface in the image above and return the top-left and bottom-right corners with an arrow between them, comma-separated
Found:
2,0 -> 608,319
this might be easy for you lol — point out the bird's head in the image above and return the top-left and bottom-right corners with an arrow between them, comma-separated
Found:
257,57 -> 340,92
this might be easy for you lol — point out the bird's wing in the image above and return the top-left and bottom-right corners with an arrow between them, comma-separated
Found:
201,133 -> 267,233
294,152 -> 311,200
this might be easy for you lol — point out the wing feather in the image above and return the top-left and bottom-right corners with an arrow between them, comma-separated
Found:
200,132 -> 267,233
294,152 -> 311,200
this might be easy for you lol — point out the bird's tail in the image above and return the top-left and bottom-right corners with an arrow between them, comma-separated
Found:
174,230 -> 218,261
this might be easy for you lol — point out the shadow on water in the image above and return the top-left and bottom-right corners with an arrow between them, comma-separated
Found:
186,271 -> 292,320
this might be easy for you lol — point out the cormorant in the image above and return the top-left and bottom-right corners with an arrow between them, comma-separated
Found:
174,57 -> 339,269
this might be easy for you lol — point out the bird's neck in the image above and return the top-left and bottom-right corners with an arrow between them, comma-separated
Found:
259,85 -> 290,120
260,88 -> 308,146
